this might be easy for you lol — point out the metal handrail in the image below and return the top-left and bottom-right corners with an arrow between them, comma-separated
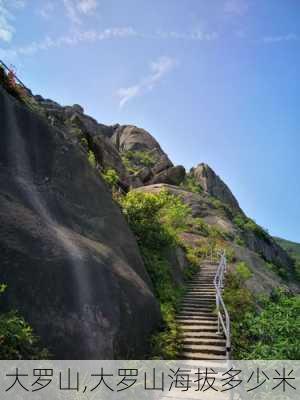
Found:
214,251 -> 231,359
0,59 -> 28,90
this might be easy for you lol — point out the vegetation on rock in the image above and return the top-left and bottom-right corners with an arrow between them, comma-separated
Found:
224,263 -> 300,359
101,169 -> 120,190
0,65 -> 27,102
180,174 -> 203,194
0,285 -> 49,359
122,150 -> 156,174
276,237 -> 300,280
233,213 -> 270,242
119,190 -> 195,358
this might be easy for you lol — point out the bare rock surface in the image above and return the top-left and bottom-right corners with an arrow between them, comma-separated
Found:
0,87 -> 161,359
191,163 -> 242,213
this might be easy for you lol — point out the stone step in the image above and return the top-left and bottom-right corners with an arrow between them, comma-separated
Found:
181,301 -> 215,307
182,337 -> 226,346
180,309 -> 215,315
186,287 -> 215,290
185,290 -> 215,294
183,293 -> 216,300
181,302 -> 214,307
186,283 -> 215,286
177,319 -> 218,326
177,315 -> 217,321
178,314 -> 216,320
182,344 -> 226,356
181,331 -> 224,339
181,303 -> 215,309
183,294 -> 215,299
178,307 -> 215,315
177,313 -> 216,320
184,292 -> 215,296
180,325 -> 219,333
185,292 -> 215,295
177,314 -> 216,320
182,298 -> 215,302
183,297 -> 215,301
185,288 -> 216,291
180,304 -> 215,309
189,283 -> 214,286
180,352 -> 226,360
187,285 -> 215,288
190,279 -> 214,282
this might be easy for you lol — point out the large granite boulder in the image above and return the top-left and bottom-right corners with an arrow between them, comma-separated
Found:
191,163 -> 242,213
150,165 -> 186,186
112,125 -> 166,154
34,94 -> 118,138
0,87 -> 161,359
135,184 -> 295,287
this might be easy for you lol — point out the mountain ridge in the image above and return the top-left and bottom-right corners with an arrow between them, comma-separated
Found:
0,78 -> 298,359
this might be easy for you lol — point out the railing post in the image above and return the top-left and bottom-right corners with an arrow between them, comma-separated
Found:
214,251 -> 230,358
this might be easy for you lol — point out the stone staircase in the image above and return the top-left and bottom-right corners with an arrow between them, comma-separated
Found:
177,262 -> 226,360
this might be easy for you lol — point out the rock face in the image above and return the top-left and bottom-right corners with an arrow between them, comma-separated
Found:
135,184 -> 296,293
191,163 -> 242,213
34,95 -> 118,138
150,165 -> 186,186
112,125 -> 168,156
0,87 -> 161,359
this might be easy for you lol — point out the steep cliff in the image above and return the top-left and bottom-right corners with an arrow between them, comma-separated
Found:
1,75 -> 298,360
0,86 -> 161,359
135,184 -> 297,295
191,163 -> 242,213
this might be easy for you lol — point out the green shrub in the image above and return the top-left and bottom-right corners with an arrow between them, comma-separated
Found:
239,291 -> 300,359
101,169 -> 119,190
0,66 -> 26,102
209,197 -> 234,219
233,214 -> 270,242
224,262 -> 299,359
233,214 -> 246,229
88,150 -> 97,168
295,260 -> 300,280
122,150 -> 156,173
265,262 -> 288,279
120,190 -> 190,249
80,137 -> 88,149
151,302 -> 182,359
235,236 -> 245,246
0,285 -> 49,359
119,190 -> 194,358
190,218 -> 210,236
180,175 -> 203,194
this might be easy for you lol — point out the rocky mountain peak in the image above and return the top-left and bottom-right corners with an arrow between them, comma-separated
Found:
191,163 -> 242,213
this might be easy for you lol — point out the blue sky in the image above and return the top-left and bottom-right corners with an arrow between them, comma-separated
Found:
0,0 -> 299,242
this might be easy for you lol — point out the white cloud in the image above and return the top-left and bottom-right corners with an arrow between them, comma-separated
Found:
12,0 -> 26,8
263,33 -> 298,44
117,86 -> 141,108
39,2 -> 55,19
0,27 -> 137,59
77,0 -> 97,15
0,1 -> 14,42
224,0 -> 249,16
117,56 -> 177,108
63,0 -> 98,24
156,29 -> 218,41
0,0 -> 26,42
0,18 -> 13,42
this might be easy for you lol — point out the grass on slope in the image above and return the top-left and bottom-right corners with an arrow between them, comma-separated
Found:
275,237 -> 300,279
